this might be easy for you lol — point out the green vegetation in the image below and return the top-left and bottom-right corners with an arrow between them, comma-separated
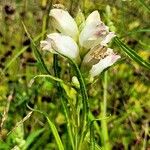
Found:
0,0 -> 150,149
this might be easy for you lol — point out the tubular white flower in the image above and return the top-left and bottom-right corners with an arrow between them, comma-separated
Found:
81,45 -> 120,77
40,33 -> 80,60
40,9 -> 120,77
50,8 -> 79,40
79,10 -> 115,49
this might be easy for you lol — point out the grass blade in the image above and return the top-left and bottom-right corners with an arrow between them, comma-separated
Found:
28,73 -> 73,149
22,22 -> 51,75
23,128 -> 45,150
114,37 -> 150,70
27,105 -> 64,150
3,32 -> 46,72
28,74 -> 64,88
52,52 -> 89,149
45,116 -> 64,150
138,0 -> 150,12
4,47 -> 27,71
90,120 -> 95,150
121,28 -> 150,38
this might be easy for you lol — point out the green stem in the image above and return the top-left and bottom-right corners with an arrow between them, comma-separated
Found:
101,71 -> 111,150
53,54 -> 74,149
53,54 -> 60,77
53,53 -> 89,149
68,59 -> 88,149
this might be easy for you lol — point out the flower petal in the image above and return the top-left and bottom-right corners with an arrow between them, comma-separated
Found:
81,45 -> 103,66
79,10 -> 115,50
85,10 -> 101,25
89,48 -> 120,77
79,11 -> 109,49
101,32 -> 116,46
42,33 -> 80,60
81,45 -> 120,77
50,9 -> 79,40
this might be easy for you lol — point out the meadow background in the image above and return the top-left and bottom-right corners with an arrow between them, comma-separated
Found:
0,0 -> 150,149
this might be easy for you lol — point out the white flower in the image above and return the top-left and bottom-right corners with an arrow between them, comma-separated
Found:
40,33 -> 80,60
81,45 -> 120,77
49,9 -> 79,40
79,11 -> 116,49
41,8 -> 120,77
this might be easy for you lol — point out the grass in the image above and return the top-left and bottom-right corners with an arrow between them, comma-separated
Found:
0,0 -> 150,149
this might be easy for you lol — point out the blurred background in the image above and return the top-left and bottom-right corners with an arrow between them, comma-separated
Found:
0,0 -> 150,149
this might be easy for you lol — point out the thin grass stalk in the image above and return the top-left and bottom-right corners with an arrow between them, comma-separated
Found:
41,0 -> 53,40
101,71 -> 111,150
90,120 -> 95,150
27,105 -> 64,150
22,22 -> 51,75
138,0 -> 150,12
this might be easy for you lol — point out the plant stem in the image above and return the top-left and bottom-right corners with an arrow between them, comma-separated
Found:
68,59 -> 88,149
53,54 -> 74,149
101,71 -> 111,150
53,53 -> 89,149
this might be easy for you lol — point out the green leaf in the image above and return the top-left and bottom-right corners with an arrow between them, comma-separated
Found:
28,74 -> 64,87
114,37 -> 150,70
27,105 -> 64,150
23,128 -> 45,150
22,22 -> 51,75
46,116 -> 64,150
53,54 -> 74,149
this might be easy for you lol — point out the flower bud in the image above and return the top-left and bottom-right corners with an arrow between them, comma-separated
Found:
72,76 -> 80,88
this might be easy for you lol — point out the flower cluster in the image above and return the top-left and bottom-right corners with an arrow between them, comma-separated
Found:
40,8 -> 120,77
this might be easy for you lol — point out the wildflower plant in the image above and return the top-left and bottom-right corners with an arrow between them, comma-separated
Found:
40,6 -> 121,150
41,9 -> 120,78
1,1 -> 150,150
